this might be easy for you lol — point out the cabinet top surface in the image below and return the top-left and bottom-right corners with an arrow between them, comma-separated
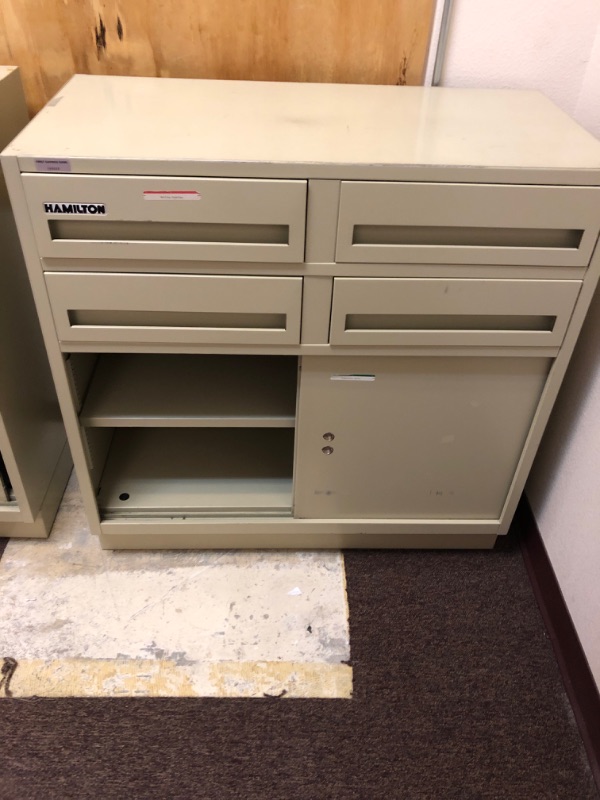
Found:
4,75 -> 600,177
0,67 -> 17,83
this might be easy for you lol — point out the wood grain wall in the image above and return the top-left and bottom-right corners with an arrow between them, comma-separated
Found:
0,0 -> 435,115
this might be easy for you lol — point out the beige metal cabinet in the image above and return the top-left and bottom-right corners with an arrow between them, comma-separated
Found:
0,67 -> 71,538
3,75 -> 600,549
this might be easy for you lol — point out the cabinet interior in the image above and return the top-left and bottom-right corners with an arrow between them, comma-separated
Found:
69,353 -> 299,520
96,427 -> 295,519
77,354 -> 298,427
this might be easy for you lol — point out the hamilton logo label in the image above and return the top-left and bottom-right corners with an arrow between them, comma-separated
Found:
43,202 -> 106,215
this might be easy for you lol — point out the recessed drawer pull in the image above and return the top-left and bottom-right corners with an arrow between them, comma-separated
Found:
50,220 -> 290,246
352,225 -> 583,250
344,314 -> 557,333
67,310 -> 287,331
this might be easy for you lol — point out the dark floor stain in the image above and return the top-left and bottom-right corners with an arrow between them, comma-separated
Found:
116,16 -> 124,41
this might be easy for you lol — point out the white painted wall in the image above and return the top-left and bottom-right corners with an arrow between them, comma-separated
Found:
439,0 -> 600,690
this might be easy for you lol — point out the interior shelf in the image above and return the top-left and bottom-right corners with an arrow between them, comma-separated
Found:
97,427 -> 295,518
80,354 -> 298,427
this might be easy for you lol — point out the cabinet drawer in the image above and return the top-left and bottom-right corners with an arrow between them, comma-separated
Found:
45,273 -> 303,345
336,182 -> 600,266
22,175 -> 307,262
329,278 -> 580,347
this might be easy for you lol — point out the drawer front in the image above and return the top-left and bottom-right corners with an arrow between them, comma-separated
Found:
329,278 -> 581,347
336,182 -> 600,266
22,175 -> 307,262
45,273 -> 303,345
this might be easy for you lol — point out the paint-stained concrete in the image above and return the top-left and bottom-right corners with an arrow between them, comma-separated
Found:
0,475 -> 351,698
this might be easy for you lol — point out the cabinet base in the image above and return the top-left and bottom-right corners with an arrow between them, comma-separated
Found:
99,530 -> 498,550
0,443 -> 72,538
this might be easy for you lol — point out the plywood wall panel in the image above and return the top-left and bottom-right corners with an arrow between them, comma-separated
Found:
0,0 -> 435,115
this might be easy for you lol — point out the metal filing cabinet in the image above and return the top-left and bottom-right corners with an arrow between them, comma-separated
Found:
0,67 -> 71,537
3,76 -> 600,549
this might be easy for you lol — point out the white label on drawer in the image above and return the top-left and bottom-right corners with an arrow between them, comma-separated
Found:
330,374 -> 376,382
35,159 -> 71,173
143,190 -> 201,200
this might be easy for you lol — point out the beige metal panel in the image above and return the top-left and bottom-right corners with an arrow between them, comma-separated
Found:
294,355 -> 550,520
0,68 -> 28,207
64,353 -> 99,412
44,273 -> 303,346
300,277 -> 334,344
100,514 -> 500,537
329,278 -> 581,347
0,419 -> 27,520
80,354 -> 297,428
305,262 -> 589,281
0,443 -> 72,537
97,428 -> 294,517
21,174 -> 307,263
42,256 -> 311,276
80,427 -> 113,491
2,155 -> 105,536
501,229 -> 600,528
14,160 -> 600,186
101,516 -> 499,536
99,529 -> 497,550
40,255 -> 590,281
60,341 -> 561,359
15,160 -> 600,187
6,78 -> 600,179
0,68 -> 70,528
0,505 -> 23,526
305,180 -> 340,263
336,182 -> 600,266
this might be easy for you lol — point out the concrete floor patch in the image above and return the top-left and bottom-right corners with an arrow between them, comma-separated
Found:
0,475 -> 351,698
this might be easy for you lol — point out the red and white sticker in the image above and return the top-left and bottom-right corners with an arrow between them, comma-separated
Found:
143,190 -> 201,201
